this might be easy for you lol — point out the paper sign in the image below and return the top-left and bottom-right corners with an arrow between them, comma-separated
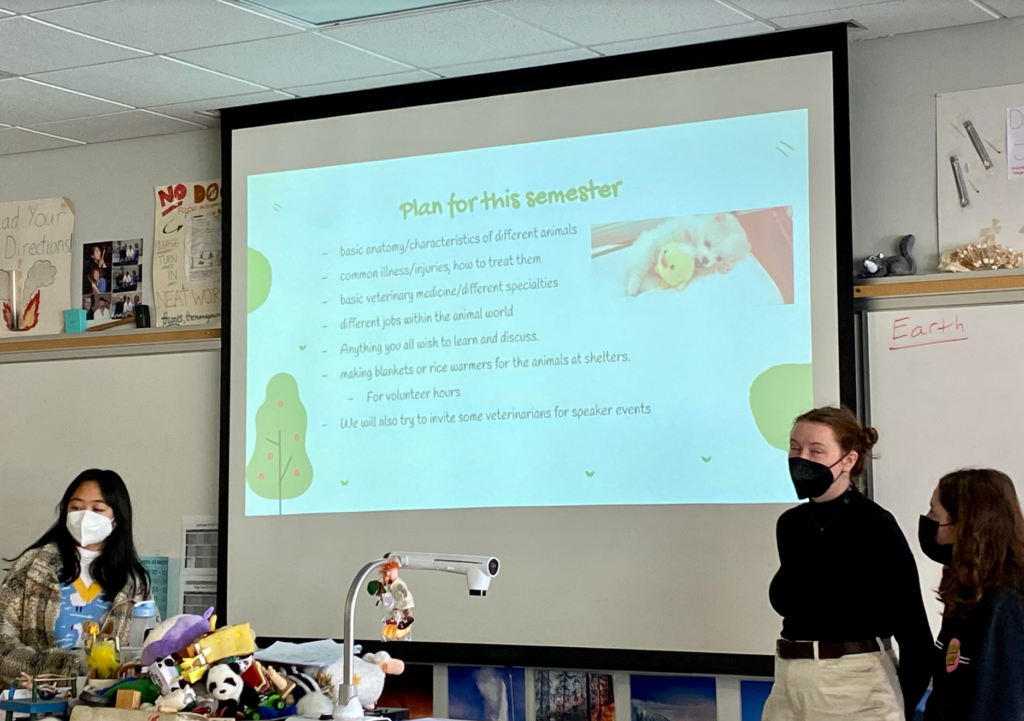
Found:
0,197 -> 74,336
152,180 -> 222,327
1007,106 -> 1024,179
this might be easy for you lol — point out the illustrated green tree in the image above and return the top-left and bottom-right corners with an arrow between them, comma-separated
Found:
248,248 -> 272,313
749,363 -> 813,451
246,373 -> 314,513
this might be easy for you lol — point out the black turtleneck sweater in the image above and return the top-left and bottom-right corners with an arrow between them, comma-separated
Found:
769,489 -> 933,720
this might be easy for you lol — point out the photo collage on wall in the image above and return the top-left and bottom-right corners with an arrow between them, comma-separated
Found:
81,240 -> 142,326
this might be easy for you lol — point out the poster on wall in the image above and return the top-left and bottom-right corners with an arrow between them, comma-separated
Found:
153,180 -> 222,327
0,197 -> 74,337
936,83 -> 1024,257
81,239 -> 143,326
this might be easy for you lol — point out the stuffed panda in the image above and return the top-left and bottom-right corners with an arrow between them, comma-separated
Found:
207,661 -> 261,719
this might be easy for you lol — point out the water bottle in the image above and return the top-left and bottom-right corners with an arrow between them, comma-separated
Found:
129,600 -> 157,648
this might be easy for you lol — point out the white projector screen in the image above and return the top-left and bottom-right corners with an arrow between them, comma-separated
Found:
223,26 -> 853,667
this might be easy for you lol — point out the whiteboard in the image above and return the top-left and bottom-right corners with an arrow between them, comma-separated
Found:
865,302 -> 1024,635
0,350 -> 220,565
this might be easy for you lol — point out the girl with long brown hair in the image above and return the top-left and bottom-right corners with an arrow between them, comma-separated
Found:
762,407 -> 932,721
920,468 -> 1024,720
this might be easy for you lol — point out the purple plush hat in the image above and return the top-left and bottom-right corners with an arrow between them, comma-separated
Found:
140,607 -> 214,667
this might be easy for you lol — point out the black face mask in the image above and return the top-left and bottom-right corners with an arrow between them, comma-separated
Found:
789,456 -> 846,500
918,515 -> 954,566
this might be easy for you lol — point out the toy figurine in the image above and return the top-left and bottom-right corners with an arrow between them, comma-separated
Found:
859,234 -> 917,278
372,559 -> 414,640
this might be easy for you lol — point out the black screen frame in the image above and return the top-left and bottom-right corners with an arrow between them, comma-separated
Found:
219,22 -> 854,677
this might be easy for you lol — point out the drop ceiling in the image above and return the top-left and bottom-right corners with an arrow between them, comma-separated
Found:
0,0 -> 1019,156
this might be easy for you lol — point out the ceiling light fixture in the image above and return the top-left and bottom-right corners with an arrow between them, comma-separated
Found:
230,0 -> 496,28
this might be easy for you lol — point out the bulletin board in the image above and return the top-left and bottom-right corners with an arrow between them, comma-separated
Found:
936,82 -> 1024,255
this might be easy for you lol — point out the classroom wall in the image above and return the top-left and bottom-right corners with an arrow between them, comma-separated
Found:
0,129 -> 222,564
2,17 -> 1023,590
0,128 -> 221,313
849,18 -> 1024,272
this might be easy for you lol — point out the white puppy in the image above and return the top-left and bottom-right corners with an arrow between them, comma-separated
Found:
622,212 -> 750,296
692,212 -> 750,274
623,216 -> 702,296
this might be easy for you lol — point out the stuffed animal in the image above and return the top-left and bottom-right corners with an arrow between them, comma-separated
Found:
653,242 -> 696,289
156,686 -> 197,713
324,651 -> 405,716
207,661 -> 261,719
149,656 -> 184,696
141,607 -> 215,667
859,234 -> 917,278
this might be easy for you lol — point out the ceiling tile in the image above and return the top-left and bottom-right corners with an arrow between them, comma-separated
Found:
323,5 -> 574,68
493,0 -> 747,46
774,0 -> 995,39
0,126 -> 81,155
0,16 -> 146,75
593,22 -> 772,55
29,56 -> 265,107
26,110 -> 202,143
434,48 -> 599,78
35,0 -> 301,54
0,77 -> 128,125
170,33 -> 409,88
0,0 -> 96,12
985,0 -> 1024,18
730,0 -> 889,18
148,90 -> 294,125
284,70 -> 437,97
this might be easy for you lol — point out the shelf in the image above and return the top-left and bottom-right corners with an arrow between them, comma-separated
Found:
0,327 -> 221,364
854,269 -> 1024,298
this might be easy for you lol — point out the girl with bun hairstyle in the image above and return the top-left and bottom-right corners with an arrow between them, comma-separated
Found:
762,407 -> 932,721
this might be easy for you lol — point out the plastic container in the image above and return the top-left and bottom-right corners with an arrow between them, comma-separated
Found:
128,600 -> 158,648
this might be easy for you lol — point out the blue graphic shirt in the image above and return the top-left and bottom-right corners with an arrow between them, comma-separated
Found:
53,549 -> 111,649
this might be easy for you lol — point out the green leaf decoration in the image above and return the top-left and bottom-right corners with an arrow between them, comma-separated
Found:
367,581 -> 380,596
248,248 -> 272,313
245,373 -> 314,513
749,363 -> 813,451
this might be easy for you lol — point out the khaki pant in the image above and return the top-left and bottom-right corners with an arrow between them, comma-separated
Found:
761,644 -> 905,721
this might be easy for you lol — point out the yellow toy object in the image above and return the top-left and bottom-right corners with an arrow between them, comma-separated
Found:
654,242 -> 696,289
182,622 -> 256,665
85,639 -> 120,680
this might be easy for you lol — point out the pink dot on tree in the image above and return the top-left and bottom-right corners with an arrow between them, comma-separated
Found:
293,433 -> 300,441
258,473 -> 265,481
277,400 -> 284,408
293,469 -> 301,477
267,452 -> 274,460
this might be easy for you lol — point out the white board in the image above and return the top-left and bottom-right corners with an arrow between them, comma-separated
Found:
866,302 -> 1024,634
0,350 -> 220,564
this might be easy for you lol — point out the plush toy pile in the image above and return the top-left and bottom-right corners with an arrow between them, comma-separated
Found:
83,609 -> 335,719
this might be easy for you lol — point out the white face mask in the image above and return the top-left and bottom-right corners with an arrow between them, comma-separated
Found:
66,510 -> 114,547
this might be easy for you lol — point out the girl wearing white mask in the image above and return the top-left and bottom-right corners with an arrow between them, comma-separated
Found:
0,470 -> 152,686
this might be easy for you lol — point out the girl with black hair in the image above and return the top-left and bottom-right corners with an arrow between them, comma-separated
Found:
0,469 -> 153,686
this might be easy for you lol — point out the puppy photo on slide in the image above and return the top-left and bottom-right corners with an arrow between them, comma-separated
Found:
591,207 -> 795,304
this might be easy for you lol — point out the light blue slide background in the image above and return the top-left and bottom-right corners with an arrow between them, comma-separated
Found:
246,109 -> 811,515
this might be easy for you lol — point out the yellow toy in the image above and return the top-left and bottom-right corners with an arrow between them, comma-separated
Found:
654,242 -> 696,289
83,620 -> 120,680
182,622 -> 256,665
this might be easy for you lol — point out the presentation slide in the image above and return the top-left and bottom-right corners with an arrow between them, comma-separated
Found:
244,108 -> 813,516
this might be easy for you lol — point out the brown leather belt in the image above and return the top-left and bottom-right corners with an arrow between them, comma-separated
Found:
777,637 -> 892,660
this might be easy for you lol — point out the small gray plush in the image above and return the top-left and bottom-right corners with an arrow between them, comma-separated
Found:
859,234 -> 917,278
